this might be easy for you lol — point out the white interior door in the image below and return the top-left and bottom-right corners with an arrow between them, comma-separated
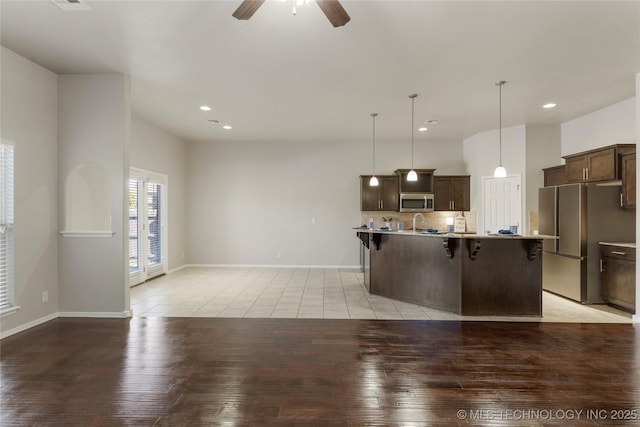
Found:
483,175 -> 522,234
129,168 -> 168,286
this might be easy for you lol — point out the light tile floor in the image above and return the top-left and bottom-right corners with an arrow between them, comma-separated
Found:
130,267 -> 633,323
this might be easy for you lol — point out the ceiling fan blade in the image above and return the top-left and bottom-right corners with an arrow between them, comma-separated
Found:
316,0 -> 351,27
232,0 -> 266,20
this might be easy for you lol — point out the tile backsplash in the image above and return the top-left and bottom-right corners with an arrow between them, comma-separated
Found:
360,211 -> 477,233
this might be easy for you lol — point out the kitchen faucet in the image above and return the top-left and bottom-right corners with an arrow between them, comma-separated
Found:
412,213 -> 426,232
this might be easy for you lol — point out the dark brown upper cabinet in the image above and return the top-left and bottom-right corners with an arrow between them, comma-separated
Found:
394,169 -> 435,193
543,165 -> 567,187
360,175 -> 399,211
563,144 -> 635,183
433,176 -> 470,211
621,152 -> 635,208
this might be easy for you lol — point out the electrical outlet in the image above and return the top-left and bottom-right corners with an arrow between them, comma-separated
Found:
42,291 -> 48,303
181,252 -> 185,259
276,251 -> 282,259
311,217 -> 316,224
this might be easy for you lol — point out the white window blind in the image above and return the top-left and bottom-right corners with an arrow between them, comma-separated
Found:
128,178 -> 140,275
146,182 -> 162,268
0,143 -> 15,311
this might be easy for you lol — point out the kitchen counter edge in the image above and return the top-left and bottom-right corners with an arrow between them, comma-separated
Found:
354,228 -> 555,240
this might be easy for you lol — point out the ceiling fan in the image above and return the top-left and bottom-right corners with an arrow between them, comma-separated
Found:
232,0 -> 351,28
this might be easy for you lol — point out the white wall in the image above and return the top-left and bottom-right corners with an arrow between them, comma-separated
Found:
0,47 -> 59,334
58,74 -> 130,315
463,125 -> 526,233
525,124 -> 561,231
187,138 -> 465,266
561,98 -> 636,157
131,115 -> 188,271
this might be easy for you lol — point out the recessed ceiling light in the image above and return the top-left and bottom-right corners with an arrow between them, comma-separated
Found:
542,103 -> 557,109
200,105 -> 211,111
418,127 -> 428,132
222,125 -> 232,130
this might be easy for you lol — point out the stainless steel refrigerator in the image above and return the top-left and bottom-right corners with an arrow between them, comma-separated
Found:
538,183 -> 635,303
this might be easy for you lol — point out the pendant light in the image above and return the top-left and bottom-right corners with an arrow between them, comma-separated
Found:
407,94 -> 418,182
369,113 -> 379,187
493,81 -> 507,178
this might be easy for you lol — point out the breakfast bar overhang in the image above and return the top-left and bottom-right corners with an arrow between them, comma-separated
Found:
357,230 -> 551,316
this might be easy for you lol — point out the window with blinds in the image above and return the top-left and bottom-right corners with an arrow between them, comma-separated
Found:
129,168 -> 167,287
128,178 -> 140,274
147,182 -> 162,268
0,143 -> 15,312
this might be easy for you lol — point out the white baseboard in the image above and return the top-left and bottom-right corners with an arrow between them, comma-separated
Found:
58,311 -> 131,318
0,312 -> 58,339
167,264 -> 189,274
184,263 -> 361,269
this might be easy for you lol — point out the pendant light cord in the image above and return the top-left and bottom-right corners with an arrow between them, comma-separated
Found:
496,81 -> 505,166
499,82 -> 502,166
409,94 -> 417,170
371,113 -> 377,175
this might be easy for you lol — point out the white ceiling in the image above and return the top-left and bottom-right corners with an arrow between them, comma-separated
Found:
1,1 -> 639,144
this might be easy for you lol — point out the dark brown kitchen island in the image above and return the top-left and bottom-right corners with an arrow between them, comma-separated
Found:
357,230 -> 550,316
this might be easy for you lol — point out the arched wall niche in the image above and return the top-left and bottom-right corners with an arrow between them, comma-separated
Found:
61,162 -> 114,237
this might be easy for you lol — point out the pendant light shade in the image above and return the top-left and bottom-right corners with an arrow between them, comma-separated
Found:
493,81 -> 507,178
407,93 -> 418,182
369,113 -> 379,187
493,165 -> 507,178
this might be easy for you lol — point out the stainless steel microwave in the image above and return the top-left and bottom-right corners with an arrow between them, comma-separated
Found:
399,193 -> 434,212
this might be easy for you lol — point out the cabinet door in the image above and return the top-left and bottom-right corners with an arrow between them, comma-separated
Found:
451,176 -> 470,211
379,176 -> 399,211
602,257 -> 636,312
565,155 -> 588,183
360,176 -> 380,211
586,148 -> 616,182
621,153 -> 635,208
543,166 -> 567,187
433,177 -> 452,211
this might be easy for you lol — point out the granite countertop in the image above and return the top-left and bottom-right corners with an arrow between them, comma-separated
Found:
599,241 -> 636,249
354,227 -> 555,240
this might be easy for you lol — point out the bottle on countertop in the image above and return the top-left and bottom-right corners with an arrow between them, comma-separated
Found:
369,217 -> 374,229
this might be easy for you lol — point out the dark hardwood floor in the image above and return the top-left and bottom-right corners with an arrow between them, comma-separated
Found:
1,318 -> 639,426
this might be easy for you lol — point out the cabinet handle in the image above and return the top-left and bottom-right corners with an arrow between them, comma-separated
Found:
600,258 -> 603,273
381,200 -> 384,210
611,251 -> 627,256
620,193 -> 624,208
452,200 -> 455,210
585,167 -> 589,180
